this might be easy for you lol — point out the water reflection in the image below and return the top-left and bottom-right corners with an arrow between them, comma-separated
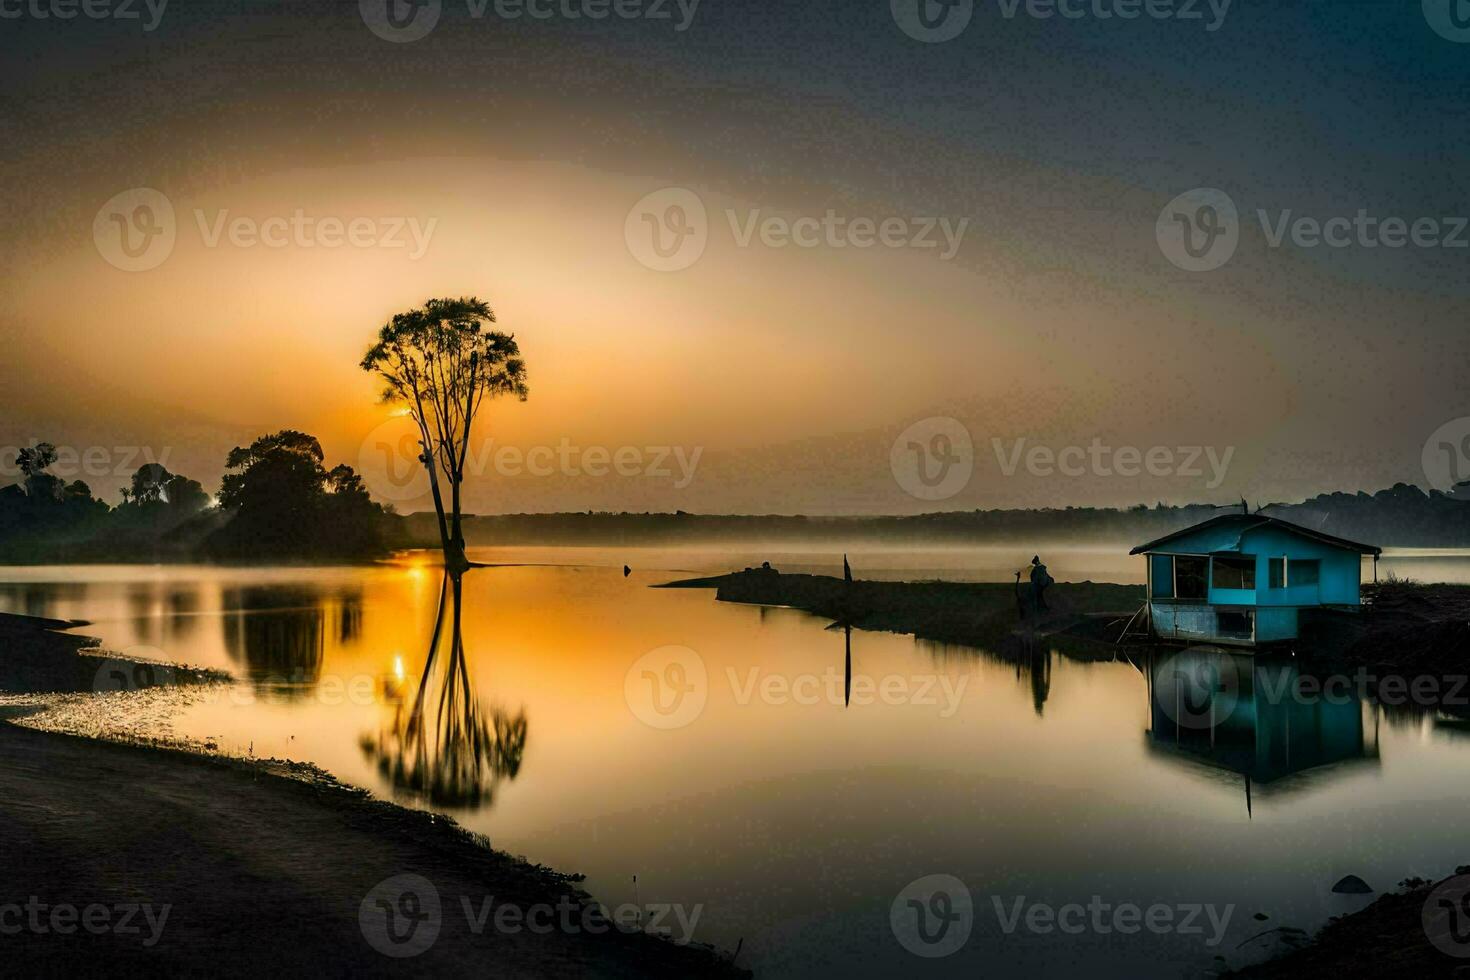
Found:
220,586 -> 361,696
1145,647 -> 1380,810
917,633 -> 1058,717
359,572 -> 527,811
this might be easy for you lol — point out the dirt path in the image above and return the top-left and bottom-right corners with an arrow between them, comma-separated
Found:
0,718 -> 743,977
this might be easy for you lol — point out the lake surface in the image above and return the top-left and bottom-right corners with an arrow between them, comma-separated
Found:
2,544 -> 1469,977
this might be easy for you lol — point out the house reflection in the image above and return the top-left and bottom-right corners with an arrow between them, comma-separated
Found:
360,572 -> 527,811
1144,646 -> 1379,810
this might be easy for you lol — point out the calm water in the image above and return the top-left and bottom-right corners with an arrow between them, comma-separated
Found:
2,544 -> 1469,978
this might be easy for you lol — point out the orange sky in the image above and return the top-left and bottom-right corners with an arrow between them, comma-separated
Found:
3,5 -> 1467,513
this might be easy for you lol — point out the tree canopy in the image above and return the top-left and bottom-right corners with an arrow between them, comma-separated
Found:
361,297 -> 528,568
207,429 -> 386,558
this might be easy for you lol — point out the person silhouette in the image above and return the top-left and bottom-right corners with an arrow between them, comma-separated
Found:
1029,555 -> 1051,613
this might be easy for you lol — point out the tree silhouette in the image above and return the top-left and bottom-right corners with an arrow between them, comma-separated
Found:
361,297 -> 528,571
208,429 -> 385,558
125,463 -> 207,513
16,443 -> 57,478
16,443 -> 61,500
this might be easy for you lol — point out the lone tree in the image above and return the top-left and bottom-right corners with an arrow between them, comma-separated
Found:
361,297 -> 527,571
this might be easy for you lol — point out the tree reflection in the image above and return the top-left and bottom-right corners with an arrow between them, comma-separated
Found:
360,571 -> 527,810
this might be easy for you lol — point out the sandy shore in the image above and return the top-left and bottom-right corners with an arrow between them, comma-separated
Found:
0,615 -> 746,977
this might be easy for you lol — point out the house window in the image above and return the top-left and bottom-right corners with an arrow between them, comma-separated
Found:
1150,554 -> 1174,598
1174,556 -> 1208,600
1212,555 -> 1256,590
1291,559 -> 1320,586
1217,610 -> 1254,637
1268,557 -> 1285,589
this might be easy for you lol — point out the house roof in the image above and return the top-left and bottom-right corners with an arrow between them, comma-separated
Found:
1129,513 -> 1381,557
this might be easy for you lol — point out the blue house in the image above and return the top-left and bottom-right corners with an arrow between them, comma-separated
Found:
1129,514 -> 1381,648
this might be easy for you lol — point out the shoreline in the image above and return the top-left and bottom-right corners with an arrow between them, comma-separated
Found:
0,613 -> 747,976
657,566 -> 1146,660
1227,866 -> 1470,978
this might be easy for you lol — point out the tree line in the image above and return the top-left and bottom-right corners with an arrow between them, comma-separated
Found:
0,430 -> 395,562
